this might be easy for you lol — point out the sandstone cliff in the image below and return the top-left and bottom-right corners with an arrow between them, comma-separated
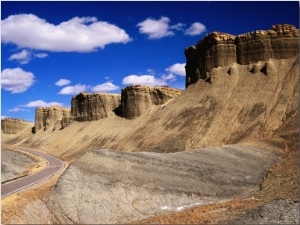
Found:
34,106 -> 71,132
1,118 -> 33,134
185,24 -> 299,87
70,92 -> 121,122
121,85 -> 183,119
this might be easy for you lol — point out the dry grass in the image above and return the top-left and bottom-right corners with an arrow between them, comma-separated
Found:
131,197 -> 262,224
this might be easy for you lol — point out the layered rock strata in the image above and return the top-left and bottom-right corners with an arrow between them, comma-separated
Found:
71,92 -> 121,122
35,106 -> 71,131
121,85 -> 182,119
185,24 -> 299,87
1,118 -> 32,134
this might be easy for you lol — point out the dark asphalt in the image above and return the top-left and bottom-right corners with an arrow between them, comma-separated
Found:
1,147 -> 64,198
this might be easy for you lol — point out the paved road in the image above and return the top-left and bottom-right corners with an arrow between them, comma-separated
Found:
1,147 -> 64,198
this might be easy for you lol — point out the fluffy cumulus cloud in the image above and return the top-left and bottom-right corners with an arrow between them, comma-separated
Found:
8,100 -> 64,114
185,22 -> 206,36
1,67 -> 35,93
1,14 -> 131,52
91,82 -> 119,92
9,107 -> 30,112
58,84 -> 88,95
23,100 -> 63,107
55,78 -> 71,86
137,16 -> 184,39
122,75 -> 167,86
8,49 -> 31,64
122,62 -> 186,87
166,63 -> 186,76
8,49 -> 49,64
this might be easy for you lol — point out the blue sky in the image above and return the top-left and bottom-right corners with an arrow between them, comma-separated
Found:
1,1 -> 299,122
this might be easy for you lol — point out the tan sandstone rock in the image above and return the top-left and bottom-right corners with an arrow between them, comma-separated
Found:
71,92 -> 121,122
1,118 -> 33,134
35,106 -> 71,131
185,24 -> 299,87
121,85 -> 182,119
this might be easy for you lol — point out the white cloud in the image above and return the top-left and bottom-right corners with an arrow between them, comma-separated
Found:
23,100 -> 63,107
1,67 -> 35,93
8,49 -> 49,64
137,16 -> 183,39
1,14 -> 131,52
122,75 -> 167,86
58,84 -> 88,95
161,74 -> 176,82
166,63 -> 186,76
34,52 -> 48,58
1,116 -> 8,120
185,22 -> 206,36
55,78 -> 71,86
8,49 -> 31,64
170,23 -> 185,31
9,107 -> 30,112
146,69 -> 155,75
91,82 -> 119,92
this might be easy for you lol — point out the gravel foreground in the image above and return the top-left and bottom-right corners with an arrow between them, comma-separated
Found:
232,199 -> 299,224
39,144 -> 277,224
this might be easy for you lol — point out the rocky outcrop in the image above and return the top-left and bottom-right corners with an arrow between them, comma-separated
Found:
185,32 -> 236,85
35,106 -> 71,131
61,115 -> 75,129
185,24 -> 299,87
121,85 -> 182,119
1,118 -> 32,134
71,92 -> 121,122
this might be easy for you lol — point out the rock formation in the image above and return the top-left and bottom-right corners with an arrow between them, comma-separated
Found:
1,118 -> 32,134
185,24 -> 299,87
121,85 -> 182,119
71,92 -> 121,122
35,106 -> 71,131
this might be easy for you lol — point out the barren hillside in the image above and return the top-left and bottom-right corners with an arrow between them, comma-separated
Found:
2,55 -> 298,160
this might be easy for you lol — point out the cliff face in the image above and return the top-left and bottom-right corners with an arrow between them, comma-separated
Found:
35,107 -> 71,132
121,85 -> 183,119
1,118 -> 33,134
71,92 -> 121,122
185,24 -> 299,87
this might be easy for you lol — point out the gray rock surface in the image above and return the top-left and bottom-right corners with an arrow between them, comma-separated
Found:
232,199 -> 299,224
1,148 -> 36,182
43,145 -> 276,224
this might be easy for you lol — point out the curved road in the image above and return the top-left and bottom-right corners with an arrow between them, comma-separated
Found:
1,147 -> 65,198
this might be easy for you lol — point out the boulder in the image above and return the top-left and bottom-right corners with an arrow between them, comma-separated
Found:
121,85 -> 182,119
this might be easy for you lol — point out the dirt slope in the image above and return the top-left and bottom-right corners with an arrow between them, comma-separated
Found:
2,55 -> 298,160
